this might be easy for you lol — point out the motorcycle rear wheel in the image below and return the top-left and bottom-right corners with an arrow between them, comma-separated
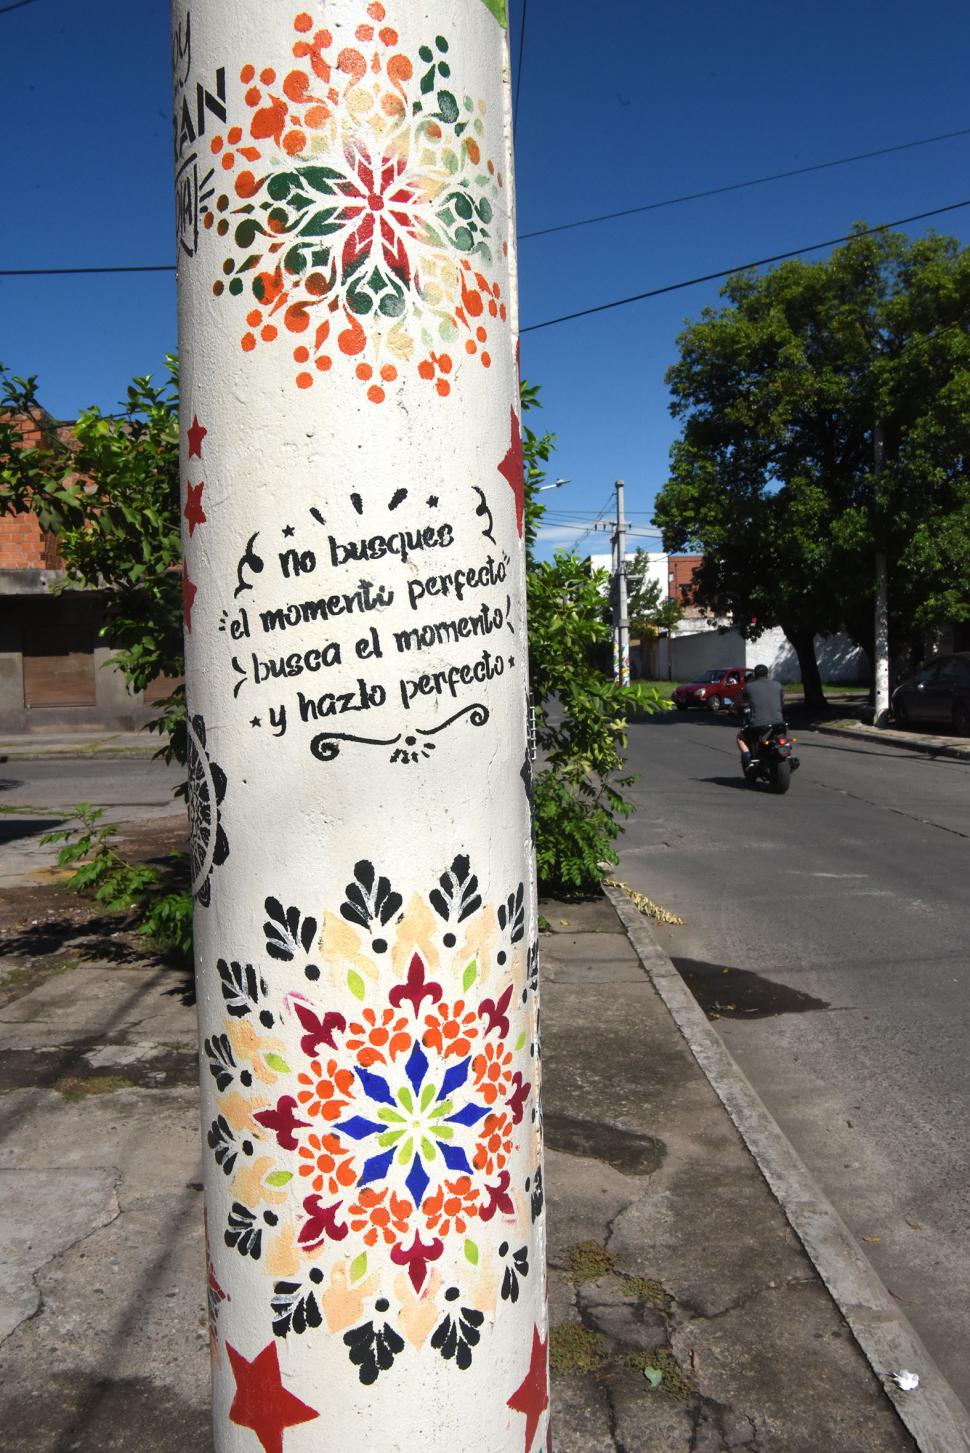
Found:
769,760 -> 791,794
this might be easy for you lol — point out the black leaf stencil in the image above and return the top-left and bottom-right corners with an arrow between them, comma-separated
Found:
529,1166 -> 544,1224
272,1273 -> 324,1337
225,1202 -> 262,1260
218,959 -> 268,1018
429,855 -> 482,925
340,860 -> 403,932
431,1291 -> 484,1370
264,896 -> 318,962
204,1032 -> 236,1091
207,1115 -> 239,1175
497,883 -> 525,944
344,1317 -> 405,1384
500,1242 -> 530,1303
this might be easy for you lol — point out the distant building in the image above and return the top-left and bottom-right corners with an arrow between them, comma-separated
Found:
0,408 -> 172,733
586,547 -> 868,684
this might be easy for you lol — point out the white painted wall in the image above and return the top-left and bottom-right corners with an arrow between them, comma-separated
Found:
657,622 -> 868,683
175,4 -> 547,1448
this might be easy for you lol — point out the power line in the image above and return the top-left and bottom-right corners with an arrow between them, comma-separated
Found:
0,263 -> 174,277
0,0 -> 42,13
520,198 -> 970,335
513,0 -> 528,133
518,125 -> 970,241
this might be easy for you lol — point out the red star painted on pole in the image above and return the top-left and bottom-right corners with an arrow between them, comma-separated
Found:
507,1325 -> 549,1453
183,479 -> 207,537
226,1341 -> 319,1453
182,565 -> 197,632
498,404 -> 525,538
187,414 -> 207,459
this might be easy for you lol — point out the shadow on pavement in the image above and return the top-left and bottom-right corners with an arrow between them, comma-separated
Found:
693,775 -> 750,790
670,957 -> 831,1019
0,816 -> 65,846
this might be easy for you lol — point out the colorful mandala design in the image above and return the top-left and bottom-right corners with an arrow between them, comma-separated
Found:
205,3 -> 509,401
203,856 -> 541,1384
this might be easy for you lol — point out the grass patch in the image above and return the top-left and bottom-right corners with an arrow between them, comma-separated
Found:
628,1346 -> 692,1401
564,1241 -> 615,1283
55,1074 -> 136,1101
621,1275 -> 673,1315
549,1323 -> 607,1374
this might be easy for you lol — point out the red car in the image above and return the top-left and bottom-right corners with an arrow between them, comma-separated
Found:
672,668 -> 749,713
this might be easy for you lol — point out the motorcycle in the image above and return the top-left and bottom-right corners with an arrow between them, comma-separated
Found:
738,707 -> 800,794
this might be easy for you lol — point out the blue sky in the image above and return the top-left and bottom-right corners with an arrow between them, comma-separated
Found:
2,0 -> 969,560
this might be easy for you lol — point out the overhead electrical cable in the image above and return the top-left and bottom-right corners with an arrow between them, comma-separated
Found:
520,199 -> 970,334
518,125 -> 970,241
0,0 -> 43,14
513,0 -> 528,132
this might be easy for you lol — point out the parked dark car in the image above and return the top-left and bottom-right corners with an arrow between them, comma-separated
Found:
891,652 -> 970,734
672,668 -> 748,713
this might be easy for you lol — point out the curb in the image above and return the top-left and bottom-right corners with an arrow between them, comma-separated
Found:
603,882 -> 970,1453
809,723 -> 970,762
0,744 -> 160,762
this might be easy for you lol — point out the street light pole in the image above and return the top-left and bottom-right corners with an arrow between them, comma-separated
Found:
172,3 -> 548,1449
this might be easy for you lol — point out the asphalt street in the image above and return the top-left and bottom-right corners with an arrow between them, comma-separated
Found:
0,758 -> 186,884
619,708 -> 970,1409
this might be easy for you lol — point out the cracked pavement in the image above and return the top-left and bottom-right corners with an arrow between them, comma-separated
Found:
0,887 -> 916,1450
541,897 -> 915,1453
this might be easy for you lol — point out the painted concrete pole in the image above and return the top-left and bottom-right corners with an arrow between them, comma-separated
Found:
171,4 -> 547,1450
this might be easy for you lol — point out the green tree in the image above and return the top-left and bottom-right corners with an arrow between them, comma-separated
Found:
624,548 -> 683,657
654,226 -> 970,707
2,364 -> 663,900
522,385 -> 664,892
0,356 -> 186,756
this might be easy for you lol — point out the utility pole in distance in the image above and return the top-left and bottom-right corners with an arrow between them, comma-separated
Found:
613,479 -> 630,685
172,3 -> 547,1450
873,420 -> 890,727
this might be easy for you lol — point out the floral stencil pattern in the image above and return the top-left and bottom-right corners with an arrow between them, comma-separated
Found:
186,713 -> 229,905
204,856 -> 541,1386
205,4 -> 509,400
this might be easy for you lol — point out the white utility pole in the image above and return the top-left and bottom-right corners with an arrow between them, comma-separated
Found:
613,478 -> 630,686
173,3 -> 547,1449
873,420 -> 890,726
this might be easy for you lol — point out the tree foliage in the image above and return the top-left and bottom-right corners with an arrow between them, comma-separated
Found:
654,226 -> 970,704
624,548 -> 683,640
2,364 -> 660,903
0,357 -> 186,757
522,383 -> 664,893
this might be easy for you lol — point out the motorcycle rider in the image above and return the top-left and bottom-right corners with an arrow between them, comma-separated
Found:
736,663 -> 784,768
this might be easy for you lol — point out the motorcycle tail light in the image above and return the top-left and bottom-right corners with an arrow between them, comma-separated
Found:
778,736 -> 788,744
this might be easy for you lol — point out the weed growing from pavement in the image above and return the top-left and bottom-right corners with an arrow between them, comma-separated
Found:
627,1347 -> 693,1401
549,1323 -> 608,1374
55,1074 -> 136,1101
621,1275 -> 673,1314
564,1241 -> 615,1283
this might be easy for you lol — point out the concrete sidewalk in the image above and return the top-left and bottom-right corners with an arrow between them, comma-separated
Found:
807,719 -> 970,761
0,882 -> 939,1452
0,731 -> 160,761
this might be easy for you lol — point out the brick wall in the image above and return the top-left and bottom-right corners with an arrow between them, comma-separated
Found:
0,513 -> 49,569
668,554 -> 702,608
0,409 -> 69,568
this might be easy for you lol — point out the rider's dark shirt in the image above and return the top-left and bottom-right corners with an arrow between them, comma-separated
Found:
742,677 -> 784,726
